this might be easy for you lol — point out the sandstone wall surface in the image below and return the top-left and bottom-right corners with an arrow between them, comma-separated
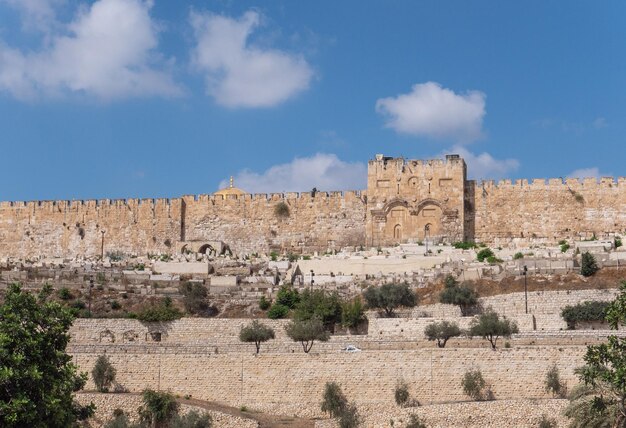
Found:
71,347 -> 585,417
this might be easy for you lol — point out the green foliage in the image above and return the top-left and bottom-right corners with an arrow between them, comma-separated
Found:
338,403 -> 361,428
486,255 -> 503,264
564,383 -> 621,428
469,310 -> 519,349
476,248 -> 495,262
538,415 -> 556,428
561,301 -> 610,326
439,275 -> 479,316
270,251 -> 278,261
615,238 -> 623,249
239,320 -> 275,354
544,364 -> 566,398
405,414 -> 427,428
513,252 -> 524,260
276,285 -> 300,309
267,303 -> 289,319
363,283 -> 417,317
321,381 -> 347,418
58,287 -> 73,300
394,381 -> 410,406
92,355 -> 116,393
293,289 -> 342,328
581,251 -> 600,277
259,295 -> 271,310
136,298 -> 183,322
285,317 -> 330,353
453,241 -> 476,250
461,369 -> 488,401
179,282 -> 210,315
111,300 -> 122,310
561,243 -> 570,253
138,389 -> 179,428
574,192 -> 585,203
106,250 -> 125,262
169,410 -> 213,428
274,202 -> 290,218
0,283 -> 94,427
424,321 -> 461,348
341,298 -> 366,329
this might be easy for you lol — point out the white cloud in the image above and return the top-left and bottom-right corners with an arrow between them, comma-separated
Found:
1,0 -> 62,32
446,146 -> 519,180
0,0 -> 182,100
567,167 -> 610,179
376,82 -> 486,143
190,10 -> 314,108
219,153 -> 366,193
592,117 -> 608,129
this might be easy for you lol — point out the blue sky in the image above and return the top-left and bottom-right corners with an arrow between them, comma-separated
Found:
0,0 -> 624,200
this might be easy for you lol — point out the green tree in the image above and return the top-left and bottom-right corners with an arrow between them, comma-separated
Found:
561,301 -> 610,329
138,389 -> 179,428
321,381 -> 347,418
338,403 -> 360,428
566,281 -> 626,427
424,321 -> 461,348
136,298 -> 183,322
544,364 -> 566,398
439,275 -> 479,316
92,355 -> 116,392
341,298 -> 366,329
476,248 -> 495,262
276,285 -> 300,309
468,310 -> 518,349
239,320 -> 275,354
0,283 -> 94,427
267,303 -> 289,319
170,410 -> 212,428
405,414 -> 427,428
293,289 -> 342,329
178,282 -> 210,315
285,317 -> 330,353
363,283 -> 417,317
581,251 -> 600,277
461,369 -> 488,401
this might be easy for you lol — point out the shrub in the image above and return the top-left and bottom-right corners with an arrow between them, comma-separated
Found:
103,412 -> 131,428
276,285 -> 300,309
476,248 -> 495,262
285,317 -> 330,353
267,303 -> 289,319
394,381 -> 410,407
468,310 -> 518,349
453,241 -> 476,250
321,381 -> 347,418
486,255 -> 503,264
615,237 -> 623,249
561,301 -> 610,327
110,300 -> 121,310
363,283 -> 417,317
136,298 -> 183,322
239,320 -> 275,354
538,415 -> 556,428
92,355 -> 116,393
560,243 -> 570,253
274,202 -> 290,218
294,289 -> 342,328
405,414 -> 427,428
439,275 -> 478,316
513,252 -> 524,260
106,250 -> 125,262
424,321 -> 461,348
137,389 -> 179,427
170,410 -> 212,428
338,403 -> 360,428
544,364 -> 566,398
71,300 -> 86,310
462,369 -> 487,401
58,287 -> 73,300
270,251 -> 278,261
581,251 -> 599,277
259,295 -> 271,310
179,282 -> 210,315
341,298 -> 366,329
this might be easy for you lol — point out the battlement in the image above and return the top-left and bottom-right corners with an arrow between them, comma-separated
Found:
368,154 -> 466,169
474,176 -> 626,190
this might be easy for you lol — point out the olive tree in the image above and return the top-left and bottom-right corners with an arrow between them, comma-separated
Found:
92,355 -> 116,392
239,320 -> 275,354
285,317 -> 330,353
363,283 -> 417,317
468,310 -> 518,349
424,321 -> 461,348
439,275 -> 479,316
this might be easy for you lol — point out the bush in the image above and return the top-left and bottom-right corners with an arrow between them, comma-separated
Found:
58,287 -> 73,300
276,285 -> 300,309
453,241 -> 476,250
560,243 -> 570,253
615,237 -> 623,249
103,412 -> 131,428
341,298 -> 366,329
110,300 -> 121,310
338,403 -> 360,428
468,310 -> 518,349
513,252 -> 524,260
179,282 -> 210,315
138,389 -> 179,427
239,320 -> 275,354
321,381 -> 347,418
294,289 -> 342,328
285,317 -> 330,353
136,298 -> 183,322
92,355 -> 116,393
363,283 -> 417,317
561,301 -> 610,327
476,248 -> 494,262
405,414 -> 427,428
439,275 -> 478,316
424,321 -> 461,348
581,251 -> 599,277
259,295 -> 271,310
394,381 -> 410,406
267,303 -> 289,319
486,255 -> 503,264
170,410 -> 213,428
538,415 -> 556,428
462,369 -> 488,401
545,364 -> 566,398
274,202 -> 290,218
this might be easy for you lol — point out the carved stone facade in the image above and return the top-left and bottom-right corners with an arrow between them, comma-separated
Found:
365,154 -> 466,246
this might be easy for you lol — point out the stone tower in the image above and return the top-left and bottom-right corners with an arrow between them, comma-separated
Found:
365,154 -> 466,247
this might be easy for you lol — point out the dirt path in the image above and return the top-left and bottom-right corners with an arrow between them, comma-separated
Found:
176,396 -> 316,428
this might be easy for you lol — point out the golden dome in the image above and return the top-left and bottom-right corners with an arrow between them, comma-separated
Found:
214,176 -> 248,196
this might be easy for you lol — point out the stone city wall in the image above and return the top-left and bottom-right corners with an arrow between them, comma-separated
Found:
473,177 -> 626,243
70,347 -> 586,416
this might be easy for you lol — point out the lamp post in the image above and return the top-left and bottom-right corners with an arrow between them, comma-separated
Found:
100,230 -> 106,259
523,265 -> 528,314
88,275 -> 94,317
424,224 -> 430,255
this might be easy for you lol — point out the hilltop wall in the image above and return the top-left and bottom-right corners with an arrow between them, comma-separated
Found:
473,177 -> 626,243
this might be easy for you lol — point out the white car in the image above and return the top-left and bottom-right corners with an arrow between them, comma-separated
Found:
342,345 -> 361,352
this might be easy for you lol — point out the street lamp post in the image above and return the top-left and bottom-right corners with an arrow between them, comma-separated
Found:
523,265 -> 528,314
100,230 -> 106,259
424,225 -> 430,255
88,275 -> 94,317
